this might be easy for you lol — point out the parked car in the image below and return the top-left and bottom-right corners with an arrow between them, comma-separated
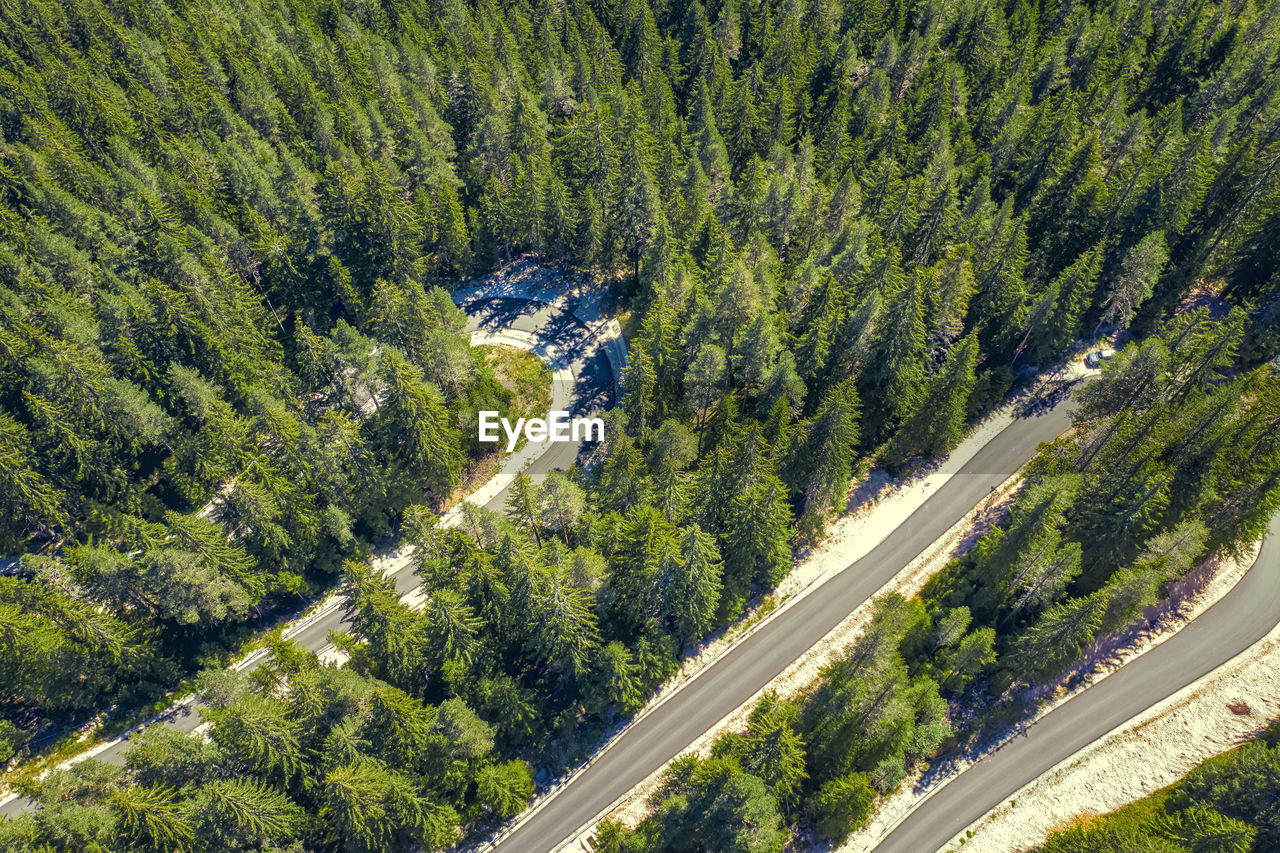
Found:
1085,348 -> 1117,368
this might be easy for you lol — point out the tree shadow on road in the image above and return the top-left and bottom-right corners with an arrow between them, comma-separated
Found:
1014,375 -> 1084,418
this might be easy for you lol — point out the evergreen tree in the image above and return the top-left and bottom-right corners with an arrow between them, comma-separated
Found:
376,349 -> 463,495
111,784 -> 194,853
1009,591 -> 1109,680
888,332 -> 979,462
787,380 -> 861,522
475,760 -> 536,819
1099,231 -> 1169,330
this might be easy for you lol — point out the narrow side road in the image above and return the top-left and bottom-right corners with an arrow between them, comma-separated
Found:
871,513 -> 1280,853
0,281 -> 619,818
486,385 -> 1085,853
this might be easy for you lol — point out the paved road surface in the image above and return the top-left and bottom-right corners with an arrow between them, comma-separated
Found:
872,512 -> 1280,853
489,382 -> 1087,853
0,290 -> 616,817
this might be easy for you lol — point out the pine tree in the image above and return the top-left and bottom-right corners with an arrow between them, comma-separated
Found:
597,437 -> 653,515
586,641 -> 644,715
685,343 -> 728,454
741,695 -> 808,808
323,761 -> 398,851
788,380 -> 861,520
669,525 -> 723,640
722,458 -> 792,600
689,79 -> 733,193
1029,246 -> 1102,362
732,311 -> 783,398
645,756 -> 789,852
814,772 -> 876,841
475,760 -> 536,819
376,349 -> 463,495
206,696 -> 305,786
111,784 -> 195,853
942,627 -> 997,689
341,560 -> 428,691
887,332 -> 979,462
968,474 -> 1081,621
1099,231 -> 1169,330
864,260 -> 928,436
506,472 -> 543,547
186,778 -> 304,849
422,588 -> 482,669
624,346 -> 658,442
537,472 -> 587,544
648,419 -> 697,521
0,411 -> 66,546
528,564 -> 600,678
1010,590 -> 1108,680
618,159 -> 662,284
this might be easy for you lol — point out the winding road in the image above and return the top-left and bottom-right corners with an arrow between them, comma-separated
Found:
0,266 -> 621,818
9,285 -> 1271,853
871,513 -> 1280,853
486,379 -> 1091,852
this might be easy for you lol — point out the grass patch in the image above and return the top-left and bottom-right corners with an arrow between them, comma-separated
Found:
441,345 -> 553,510
721,593 -> 786,645
483,344 -> 552,421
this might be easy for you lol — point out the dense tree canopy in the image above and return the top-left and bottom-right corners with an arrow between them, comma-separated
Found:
0,645 -> 528,852
2,0 -> 1280,846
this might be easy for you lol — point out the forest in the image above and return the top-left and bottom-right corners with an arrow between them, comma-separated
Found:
0,0 -> 1279,849
599,309 -> 1280,850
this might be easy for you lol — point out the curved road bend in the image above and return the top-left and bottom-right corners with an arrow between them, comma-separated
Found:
874,512 -> 1280,853
0,291 -> 617,817
489,384 -> 1087,853
287,296 -> 615,654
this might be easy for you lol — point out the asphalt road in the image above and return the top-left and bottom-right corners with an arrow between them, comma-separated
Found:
489,380 -> 1088,853
872,512 -> 1280,853
0,292 -> 615,817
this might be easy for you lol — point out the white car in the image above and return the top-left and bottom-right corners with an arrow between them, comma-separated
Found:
1085,348 -> 1117,368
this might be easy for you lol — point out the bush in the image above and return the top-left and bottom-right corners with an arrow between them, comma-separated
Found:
987,669 -> 1014,697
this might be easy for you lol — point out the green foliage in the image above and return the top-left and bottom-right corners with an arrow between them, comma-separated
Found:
815,772 -> 877,841
600,754 -> 790,853
916,312 -> 1280,698
1036,732 -> 1280,853
6,658 -> 497,853
475,760 -> 536,819
0,0 -> 529,733
2,0 -> 1280,847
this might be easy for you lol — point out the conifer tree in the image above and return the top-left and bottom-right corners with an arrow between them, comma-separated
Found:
506,473 -> 544,547
112,784 -> 194,853
887,332 -> 979,462
1009,590 -> 1108,680
376,349 -> 462,495
476,760 -> 536,819
1099,231 -> 1169,331
788,380 -> 860,521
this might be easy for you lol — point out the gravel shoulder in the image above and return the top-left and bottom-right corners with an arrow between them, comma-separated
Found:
840,543 -> 1263,853
869,513 -> 1280,853
946,615 -> 1280,853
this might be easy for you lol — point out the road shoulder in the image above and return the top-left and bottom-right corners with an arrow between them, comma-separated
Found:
934,598 -> 1280,852
845,542 -> 1265,853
